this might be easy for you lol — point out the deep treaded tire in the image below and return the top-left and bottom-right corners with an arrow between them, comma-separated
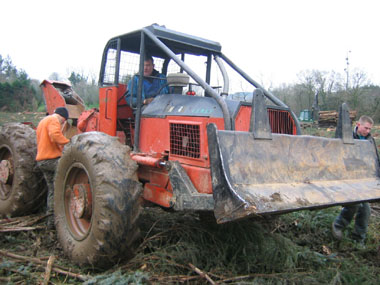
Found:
0,123 -> 46,217
54,132 -> 142,268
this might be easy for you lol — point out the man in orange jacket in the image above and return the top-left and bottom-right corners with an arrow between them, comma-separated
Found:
36,107 -> 70,229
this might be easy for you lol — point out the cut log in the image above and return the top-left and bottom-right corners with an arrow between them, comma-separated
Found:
318,110 -> 357,127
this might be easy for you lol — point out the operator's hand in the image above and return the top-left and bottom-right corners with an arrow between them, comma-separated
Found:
143,98 -> 154,105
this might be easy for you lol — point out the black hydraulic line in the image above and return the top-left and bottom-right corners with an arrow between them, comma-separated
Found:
143,28 -> 232,130
180,53 -> 185,73
114,38 -> 121,85
206,54 -> 212,85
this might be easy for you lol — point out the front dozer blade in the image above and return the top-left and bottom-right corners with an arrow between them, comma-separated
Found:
208,90 -> 380,224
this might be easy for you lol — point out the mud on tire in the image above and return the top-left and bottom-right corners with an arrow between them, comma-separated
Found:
54,132 -> 142,268
0,123 -> 46,217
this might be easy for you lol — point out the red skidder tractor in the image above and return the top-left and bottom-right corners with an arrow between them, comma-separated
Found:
1,24 -> 379,268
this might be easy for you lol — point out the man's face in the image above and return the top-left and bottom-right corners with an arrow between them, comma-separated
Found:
357,121 -> 372,137
144,59 -> 154,77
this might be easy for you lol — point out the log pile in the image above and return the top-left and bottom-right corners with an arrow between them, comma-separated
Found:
318,110 -> 357,127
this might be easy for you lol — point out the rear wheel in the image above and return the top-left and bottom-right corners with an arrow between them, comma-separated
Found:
54,132 -> 142,268
0,123 -> 46,217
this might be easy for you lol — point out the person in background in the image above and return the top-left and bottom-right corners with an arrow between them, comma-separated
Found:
36,107 -> 70,229
125,54 -> 169,107
332,115 -> 375,248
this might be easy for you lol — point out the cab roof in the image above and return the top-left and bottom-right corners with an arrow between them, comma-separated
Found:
107,24 -> 222,58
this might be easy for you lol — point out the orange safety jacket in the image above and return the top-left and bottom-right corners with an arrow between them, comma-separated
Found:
36,115 -> 70,161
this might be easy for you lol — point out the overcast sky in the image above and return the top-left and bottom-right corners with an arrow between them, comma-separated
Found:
2,0 -> 379,87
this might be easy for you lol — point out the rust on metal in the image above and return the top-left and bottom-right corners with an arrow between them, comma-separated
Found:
143,183 -> 173,207
70,184 -> 92,219
131,154 -> 163,168
0,159 -> 13,200
0,160 -> 10,184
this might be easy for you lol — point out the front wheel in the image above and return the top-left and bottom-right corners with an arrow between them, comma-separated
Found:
54,132 -> 142,268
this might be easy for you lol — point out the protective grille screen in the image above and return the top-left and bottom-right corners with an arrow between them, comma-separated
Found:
268,108 -> 295,134
170,123 -> 200,158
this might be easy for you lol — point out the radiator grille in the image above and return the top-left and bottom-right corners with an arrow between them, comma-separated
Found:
268,108 -> 295,134
170,123 -> 200,158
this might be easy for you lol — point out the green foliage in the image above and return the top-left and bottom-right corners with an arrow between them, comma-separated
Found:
67,71 -> 99,107
68,71 -> 88,86
0,55 -> 18,81
0,79 -> 38,112
37,104 -> 46,112
0,54 -> 100,112
74,81 -> 99,107
0,54 -> 39,112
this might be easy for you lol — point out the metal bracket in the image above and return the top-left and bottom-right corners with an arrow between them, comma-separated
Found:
335,103 -> 354,144
249,88 -> 272,140
168,161 -> 214,211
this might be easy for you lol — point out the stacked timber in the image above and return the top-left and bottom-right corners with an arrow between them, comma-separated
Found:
318,110 -> 357,127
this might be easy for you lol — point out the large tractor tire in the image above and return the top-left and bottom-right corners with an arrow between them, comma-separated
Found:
54,132 -> 142,268
0,123 -> 46,217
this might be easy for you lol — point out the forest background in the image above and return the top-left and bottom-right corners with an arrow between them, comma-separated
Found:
1,53 -> 380,122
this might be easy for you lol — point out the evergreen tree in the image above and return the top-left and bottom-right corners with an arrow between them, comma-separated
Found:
0,54 -> 38,111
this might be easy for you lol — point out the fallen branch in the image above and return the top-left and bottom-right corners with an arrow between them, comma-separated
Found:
189,263 -> 216,285
123,255 -> 190,272
45,264 -> 89,282
150,274 -> 200,283
0,214 -> 47,226
43,255 -> 56,285
0,216 -> 24,225
0,250 -> 90,281
19,214 -> 49,227
0,214 -> 48,232
0,276 -> 24,282
0,226 -> 45,232
220,271 -> 313,283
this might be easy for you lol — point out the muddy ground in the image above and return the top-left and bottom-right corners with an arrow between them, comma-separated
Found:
1,206 -> 379,284
0,112 -> 379,284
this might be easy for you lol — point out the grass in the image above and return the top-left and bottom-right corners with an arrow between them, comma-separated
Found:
0,111 -> 46,127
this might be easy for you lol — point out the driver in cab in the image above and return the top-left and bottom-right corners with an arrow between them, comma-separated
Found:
125,54 -> 169,107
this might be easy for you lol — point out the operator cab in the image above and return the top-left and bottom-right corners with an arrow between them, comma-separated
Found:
97,24 -> 299,148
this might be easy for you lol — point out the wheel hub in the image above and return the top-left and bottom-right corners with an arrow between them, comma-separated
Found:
0,159 -> 13,199
0,160 -> 10,184
69,183 -> 92,219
